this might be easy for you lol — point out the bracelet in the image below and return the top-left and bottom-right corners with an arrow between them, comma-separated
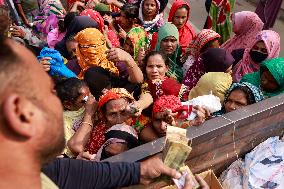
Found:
127,64 -> 134,69
81,121 -> 93,128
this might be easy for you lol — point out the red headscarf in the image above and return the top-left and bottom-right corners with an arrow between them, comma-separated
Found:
80,9 -> 105,31
98,88 -> 134,109
168,0 -> 196,53
80,9 -> 120,48
153,95 -> 182,114
152,95 -> 193,120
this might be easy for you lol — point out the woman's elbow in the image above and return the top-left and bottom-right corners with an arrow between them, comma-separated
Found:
67,138 -> 84,154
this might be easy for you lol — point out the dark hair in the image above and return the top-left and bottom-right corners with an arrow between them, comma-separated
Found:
142,51 -> 169,73
200,37 -> 219,53
229,86 -> 256,105
55,77 -> 86,103
63,12 -> 79,31
66,34 -> 75,42
179,5 -> 189,11
0,12 -> 9,38
121,3 -> 139,19
58,19 -> 65,33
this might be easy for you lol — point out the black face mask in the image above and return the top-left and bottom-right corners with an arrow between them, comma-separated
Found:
250,50 -> 268,63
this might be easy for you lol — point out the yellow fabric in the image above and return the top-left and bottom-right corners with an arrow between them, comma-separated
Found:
63,107 -> 85,157
188,72 -> 232,104
41,173 -> 59,189
75,28 -> 119,78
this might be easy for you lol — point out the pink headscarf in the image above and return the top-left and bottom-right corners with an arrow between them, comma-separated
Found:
80,9 -> 120,48
233,30 -> 280,82
222,11 -> 264,53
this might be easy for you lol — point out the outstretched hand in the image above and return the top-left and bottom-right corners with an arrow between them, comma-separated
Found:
140,154 -> 182,185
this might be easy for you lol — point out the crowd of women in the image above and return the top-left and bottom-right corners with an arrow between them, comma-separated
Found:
0,0 -> 283,173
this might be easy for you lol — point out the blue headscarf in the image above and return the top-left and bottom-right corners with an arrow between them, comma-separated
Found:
37,47 -> 77,78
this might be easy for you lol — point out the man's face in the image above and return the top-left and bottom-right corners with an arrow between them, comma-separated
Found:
11,41 -> 65,163
105,98 -> 131,127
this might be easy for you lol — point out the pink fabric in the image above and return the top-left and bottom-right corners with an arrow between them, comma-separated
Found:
0,0 -> 5,5
80,9 -> 120,48
233,30 -> 280,82
47,28 -> 66,49
222,11 -> 264,53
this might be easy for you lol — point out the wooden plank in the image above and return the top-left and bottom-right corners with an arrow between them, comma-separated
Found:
188,111 -> 284,159
187,122 -> 284,175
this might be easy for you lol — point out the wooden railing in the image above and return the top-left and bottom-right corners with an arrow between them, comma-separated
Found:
104,94 -> 284,176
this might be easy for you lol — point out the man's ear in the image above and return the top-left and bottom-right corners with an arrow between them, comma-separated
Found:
2,93 -> 38,138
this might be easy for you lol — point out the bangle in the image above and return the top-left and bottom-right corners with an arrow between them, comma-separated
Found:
81,121 -> 93,128
127,64 -> 134,69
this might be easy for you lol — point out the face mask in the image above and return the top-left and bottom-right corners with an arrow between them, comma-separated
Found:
250,50 -> 268,63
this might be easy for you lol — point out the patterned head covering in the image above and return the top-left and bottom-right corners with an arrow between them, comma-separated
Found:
139,0 -> 164,32
80,9 -> 105,31
213,81 -> 264,116
80,10 -> 120,48
233,30 -> 280,82
152,95 -> 182,114
98,88 -> 134,109
95,123 -> 139,161
221,11 -> 264,53
126,27 -> 148,61
75,28 -> 119,78
187,29 -> 221,60
188,72 -> 233,104
224,82 -> 264,105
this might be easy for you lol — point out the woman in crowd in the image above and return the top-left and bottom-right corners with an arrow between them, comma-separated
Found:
55,16 -> 99,59
151,95 -> 209,137
111,3 -> 141,41
221,11 -> 264,53
14,0 -> 39,27
214,82 -> 264,116
142,51 -> 185,101
232,30 -> 280,82
155,22 -> 183,82
124,27 -> 148,63
182,29 -> 221,75
55,78 -> 92,158
138,0 -> 164,34
33,0 -> 65,36
168,0 -> 195,53
68,88 -> 150,158
47,11 -> 77,49
80,9 -> 120,48
75,28 -> 143,84
183,47 -> 234,91
188,72 -> 233,104
241,58 -> 284,98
